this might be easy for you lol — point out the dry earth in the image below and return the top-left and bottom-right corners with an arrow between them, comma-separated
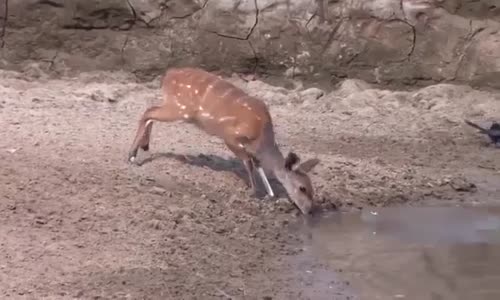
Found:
1,67 -> 500,299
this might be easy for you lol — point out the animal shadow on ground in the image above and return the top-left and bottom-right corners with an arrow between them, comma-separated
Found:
136,151 -> 288,200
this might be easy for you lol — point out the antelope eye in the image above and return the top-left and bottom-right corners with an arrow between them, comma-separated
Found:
299,186 -> 307,193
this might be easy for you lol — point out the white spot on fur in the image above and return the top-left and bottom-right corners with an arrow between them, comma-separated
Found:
201,112 -> 210,118
183,114 -> 189,119
219,116 -> 236,123
187,85 -> 191,88
198,105 -> 203,110
145,120 -> 153,126
180,105 -> 187,110
221,89 -> 232,98
177,93 -> 181,96
195,90 -> 199,94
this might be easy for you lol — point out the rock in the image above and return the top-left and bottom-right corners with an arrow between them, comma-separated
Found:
149,219 -> 162,230
151,186 -> 167,195
299,87 -> 325,103
335,79 -> 373,97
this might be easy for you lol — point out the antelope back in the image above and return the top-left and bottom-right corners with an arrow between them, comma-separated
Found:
161,68 -> 271,140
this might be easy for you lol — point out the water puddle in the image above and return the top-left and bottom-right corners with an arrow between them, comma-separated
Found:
291,206 -> 500,300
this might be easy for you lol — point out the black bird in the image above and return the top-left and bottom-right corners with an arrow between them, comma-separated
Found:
464,119 -> 500,147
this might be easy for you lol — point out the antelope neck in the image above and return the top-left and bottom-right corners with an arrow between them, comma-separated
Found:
257,142 -> 286,174
254,122 -> 287,177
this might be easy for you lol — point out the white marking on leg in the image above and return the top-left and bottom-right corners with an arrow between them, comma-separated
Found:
145,120 -> 153,127
257,167 -> 274,197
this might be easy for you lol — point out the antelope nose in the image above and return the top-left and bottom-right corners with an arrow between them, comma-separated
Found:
300,201 -> 313,215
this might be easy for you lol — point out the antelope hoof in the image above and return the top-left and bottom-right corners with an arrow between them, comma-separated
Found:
140,144 -> 149,152
247,191 -> 258,199
242,186 -> 258,198
128,151 -> 138,164
263,194 -> 276,201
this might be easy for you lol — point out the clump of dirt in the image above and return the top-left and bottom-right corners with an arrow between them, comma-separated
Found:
1,69 -> 499,298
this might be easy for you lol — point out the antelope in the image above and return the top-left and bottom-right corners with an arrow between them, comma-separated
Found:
127,67 -> 320,215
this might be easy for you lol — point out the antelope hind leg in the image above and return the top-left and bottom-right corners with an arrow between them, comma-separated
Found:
139,120 -> 154,152
128,105 -> 184,163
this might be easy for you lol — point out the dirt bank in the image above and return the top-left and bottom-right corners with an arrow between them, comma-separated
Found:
1,0 -> 500,88
1,69 -> 499,298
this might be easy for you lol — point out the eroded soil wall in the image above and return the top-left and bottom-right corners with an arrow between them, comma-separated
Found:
1,0 -> 499,87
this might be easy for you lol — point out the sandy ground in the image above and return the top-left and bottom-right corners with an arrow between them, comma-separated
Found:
1,66 -> 500,299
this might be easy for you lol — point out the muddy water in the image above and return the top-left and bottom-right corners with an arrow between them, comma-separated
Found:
291,206 -> 500,300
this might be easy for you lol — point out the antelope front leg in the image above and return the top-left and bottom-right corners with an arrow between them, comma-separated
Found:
242,158 -> 258,194
253,159 -> 275,198
225,141 -> 258,195
128,104 -> 183,163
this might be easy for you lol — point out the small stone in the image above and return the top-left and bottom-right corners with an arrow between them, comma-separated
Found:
74,290 -> 84,298
275,197 -> 290,205
299,87 -> 325,103
150,219 -> 161,230
151,186 -> 167,195
35,217 -> 48,225
449,178 -> 477,192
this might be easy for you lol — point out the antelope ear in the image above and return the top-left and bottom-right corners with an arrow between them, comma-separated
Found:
284,152 -> 300,170
296,158 -> 320,173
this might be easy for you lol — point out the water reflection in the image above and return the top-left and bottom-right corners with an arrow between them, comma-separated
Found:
297,206 -> 500,300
